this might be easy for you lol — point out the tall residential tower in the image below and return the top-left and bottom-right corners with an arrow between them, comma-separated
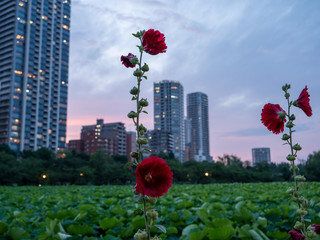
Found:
154,80 -> 185,161
0,0 -> 71,151
187,92 -> 211,161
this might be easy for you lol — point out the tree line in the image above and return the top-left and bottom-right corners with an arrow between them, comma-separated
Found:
0,143 -> 319,185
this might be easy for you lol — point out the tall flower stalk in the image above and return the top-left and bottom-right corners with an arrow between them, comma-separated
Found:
121,29 -> 172,240
261,84 -> 319,239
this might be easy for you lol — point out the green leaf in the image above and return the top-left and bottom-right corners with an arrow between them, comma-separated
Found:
131,96 -> 137,101
99,218 -> 122,230
67,225 -> 94,235
0,222 -> 8,235
8,227 -> 30,240
124,162 -> 135,168
207,225 -> 234,240
166,226 -> 178,235
154,224 -> 166,233
142,110 -> 148,114
143,76 -> 147,79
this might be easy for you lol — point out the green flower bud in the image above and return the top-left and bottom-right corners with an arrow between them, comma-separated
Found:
296,208 -> 308,216
146,209 -> 158,220
130,87 -> 139,95
302,199 -> 308,208
282,134 -> 290,141
293,191 -> 299,198
278,112 -> 286,120
284,92 -> 290,99
152,237 -> 162,240
133,69 -> 143,77
139,98 -> 149,107
147,197 -> 157,205
286,154 -> 296,161
295,175 -> 306,182
141,63 -> 149,72
134,229 -> 148,240
294,221 -> 304,230
137,138 -> 148,145
289,114 -> 296,121
306,230 -> 317,239
286,188 -> 295,194
130,151 -> 139,158
286,121 -> 294,128
127,111 -> 138,119
293,100 -> 298,107
289,165 -> 299,172
293,144 -> 302,151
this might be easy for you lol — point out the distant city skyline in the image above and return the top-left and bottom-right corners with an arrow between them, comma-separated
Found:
67,0 -> 320,163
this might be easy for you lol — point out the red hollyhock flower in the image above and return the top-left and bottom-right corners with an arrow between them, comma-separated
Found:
295,86 -> 312,117
121,53 -> 137,68
261,103 -> 287,134
312,223 -> 320,235
288,230 -> 305,240
135,156 -> 173,198
142,29 -> 167,55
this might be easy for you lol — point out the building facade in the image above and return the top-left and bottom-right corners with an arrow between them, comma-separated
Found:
154,80 -> 185,161
126,131 -> 136,162
149,129 -> 173,156
0,0 -> 71,151
80,119 -> 127,156
187,92 -> 211,161
252,147 -> 271,166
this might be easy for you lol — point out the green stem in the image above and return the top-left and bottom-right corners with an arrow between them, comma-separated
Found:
143,196 -> 150,240
136,41 -> 143,163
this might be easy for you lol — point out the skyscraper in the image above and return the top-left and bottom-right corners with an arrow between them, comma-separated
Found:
154,80 -> 185,161
187,92 -> 211,161
0,0 -> 71,151
252,148 -> 271,166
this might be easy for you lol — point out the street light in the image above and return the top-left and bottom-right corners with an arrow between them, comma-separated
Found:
204,172 -> 209,177
80,173 -> 84,176
42,174 -> 47,179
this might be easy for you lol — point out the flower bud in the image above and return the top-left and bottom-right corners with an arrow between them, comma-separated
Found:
285,93 -> 290,99
130,151 -> 139,158
134,229 -> 148,240
133,69 -> 143,77
306,230 -> 317,239
289,114 -> 296,121
286,121 -> 294,128
302,199 -> 308,208
295,175 -> 306,182
137,138 -> 148,145
147,197 -> 157,205
282,134 -> 290,141
146,209 -> 158,220
293,100 -> 298,107
139,98 -> 149,107
293,191 -> 299,198
278,112 -> 286,120
289,165 -> 299,172
282,84 -> 290,92
130,87 -> 139,95
141,63 -> 149,72
286,154 -> 296,161
296,209 -> 308,216
127,111 -> 138,119
286,188 -> 295,194
293,144 -> 302,151
294,221 -> 304,230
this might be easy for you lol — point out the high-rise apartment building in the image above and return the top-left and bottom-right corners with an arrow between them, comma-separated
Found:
0,0 -> 71,151
187,92 -> 211,161
154,80 -> 185,161
252,148 -> 271,166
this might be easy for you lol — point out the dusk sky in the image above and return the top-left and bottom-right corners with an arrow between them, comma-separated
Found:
67,0 -> 320,163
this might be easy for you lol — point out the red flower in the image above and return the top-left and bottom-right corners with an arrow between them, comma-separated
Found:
142,29 -> 167,55
312,224 -> 320,235
121,53 -> 137,68
135,156 -> 173,198
295,86 -> 312,117
288,230 -> 305,240
261,103 -> 287,134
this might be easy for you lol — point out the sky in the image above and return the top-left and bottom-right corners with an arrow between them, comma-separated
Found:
67,0 -> 320,163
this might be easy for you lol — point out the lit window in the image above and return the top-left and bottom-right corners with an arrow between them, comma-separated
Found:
171,86 -> 178,89
30,20 -> 33,24
19,2 -> 24,6
62,24 -> 69,30
14,70 -> 23,75
42,15 -> 48,20
63,15 -> 68,19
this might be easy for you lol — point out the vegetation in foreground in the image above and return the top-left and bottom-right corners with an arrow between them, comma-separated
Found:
0,183 -> 319,239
